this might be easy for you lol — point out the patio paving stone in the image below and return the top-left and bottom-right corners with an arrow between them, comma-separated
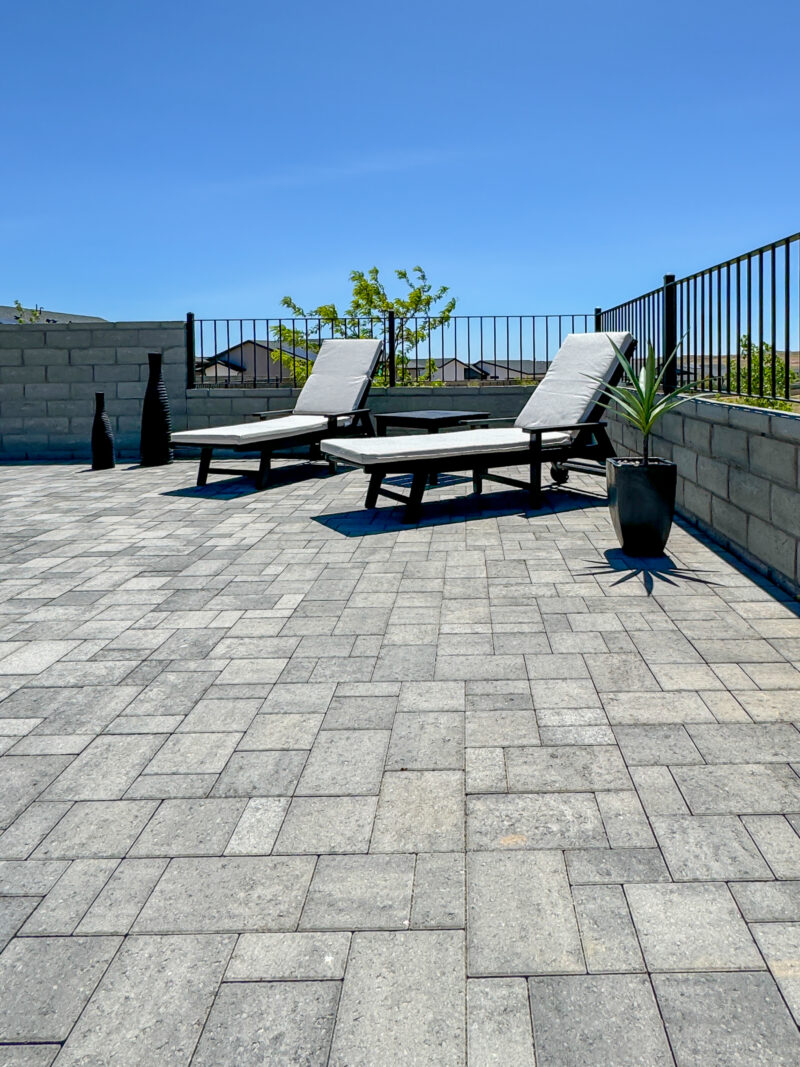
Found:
528,974 -> 673,1067
55,933 -> 234,1067
467,978 -> 535,1066
3,460 -> 800,1060
653,971 -> 800,1066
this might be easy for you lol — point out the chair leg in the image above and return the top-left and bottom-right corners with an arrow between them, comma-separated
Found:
365,469 -> 384,509
403,470 -> 427,524
528,437 -> 542,508
473,467 -> 484,495
197,447 -> 212,487
256,450 -> 271,490
309,440 -> 322,460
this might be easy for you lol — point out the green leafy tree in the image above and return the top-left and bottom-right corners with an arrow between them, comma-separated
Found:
272,266 -> 457,385
727,334 -> 798,410
13,299 -> 41,323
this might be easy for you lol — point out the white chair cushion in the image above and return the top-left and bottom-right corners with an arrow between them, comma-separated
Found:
294,338 -> 383,415
514,331 -> 633,429
172,414 -> 328,448
322,427 -> 570,466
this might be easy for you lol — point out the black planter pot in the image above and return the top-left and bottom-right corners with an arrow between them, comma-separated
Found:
606,458 -> 677,556
140,352 -> 173,466
91,392 -> 115,470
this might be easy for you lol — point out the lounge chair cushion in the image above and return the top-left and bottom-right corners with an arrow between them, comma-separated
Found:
514,331 -> 633,429
294,338 -> 383,415
322,427 -> 570,466
172,415 -> 329,448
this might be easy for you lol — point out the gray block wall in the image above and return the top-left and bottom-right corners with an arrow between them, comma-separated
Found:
0,322 -> 187,460
184,383 -> 532,428
606,397 -> 800,595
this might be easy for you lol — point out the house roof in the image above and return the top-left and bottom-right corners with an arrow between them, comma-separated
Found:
0,305 -> 107,324
200,339 -> 317,366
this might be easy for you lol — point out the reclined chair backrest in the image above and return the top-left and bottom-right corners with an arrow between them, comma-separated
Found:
294,338 -> 384,416
514,331 -> 634,430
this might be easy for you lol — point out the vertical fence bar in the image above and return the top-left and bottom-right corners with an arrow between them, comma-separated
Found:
785,241 -> 792,400
387,310 -> 396,388
662,275 -> 677,393
594,307 -> 602,332
185,312 -> 195,388
770,245 -> 777,398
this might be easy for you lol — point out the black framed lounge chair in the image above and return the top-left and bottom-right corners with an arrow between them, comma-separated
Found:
321,331 -> 635,523
172,338 -> 382,488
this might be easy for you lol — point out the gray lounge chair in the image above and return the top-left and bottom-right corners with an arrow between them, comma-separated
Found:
321,331 -> 635,522
172,338 -> 383,488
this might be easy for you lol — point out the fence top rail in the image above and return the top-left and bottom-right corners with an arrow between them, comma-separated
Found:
601,286 -> 664,316
192,313 -> 593,324
676,231 -> 800,284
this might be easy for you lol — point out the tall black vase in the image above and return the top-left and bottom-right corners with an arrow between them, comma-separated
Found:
91,392 -> 115,470
140,352 -> 173,466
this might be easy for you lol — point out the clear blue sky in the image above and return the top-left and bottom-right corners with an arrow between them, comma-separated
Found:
3,0 -> 798,322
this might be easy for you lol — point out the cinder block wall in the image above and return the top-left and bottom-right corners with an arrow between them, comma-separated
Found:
606,397 -> 800,595
184,383 -> 531,428
0,322 -> 187,460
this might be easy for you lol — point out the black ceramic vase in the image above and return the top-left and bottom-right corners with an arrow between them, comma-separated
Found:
606,458 -> 677,556
91,392 -> 115,470
140,352 -> 173,466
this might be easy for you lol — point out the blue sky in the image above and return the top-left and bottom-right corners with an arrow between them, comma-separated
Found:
2,0 -> 798,322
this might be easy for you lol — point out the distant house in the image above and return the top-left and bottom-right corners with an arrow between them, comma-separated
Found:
0,305 -> 107,324
472,359 -> 550,380
197,340 -> 316,384
403,357 -> 475,382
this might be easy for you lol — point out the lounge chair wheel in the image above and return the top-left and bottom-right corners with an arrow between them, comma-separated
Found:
550,464 -> 569,485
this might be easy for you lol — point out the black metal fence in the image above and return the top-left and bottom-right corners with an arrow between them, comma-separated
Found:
186,231 -> 800,406
186,313 -> 597,390
601,232 -> 800,404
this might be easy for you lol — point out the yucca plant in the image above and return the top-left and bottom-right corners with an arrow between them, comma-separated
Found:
593,338 -> 698,465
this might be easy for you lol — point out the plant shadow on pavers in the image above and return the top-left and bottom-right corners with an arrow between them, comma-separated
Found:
313,485 -> 606,537
579,547 -> 718,595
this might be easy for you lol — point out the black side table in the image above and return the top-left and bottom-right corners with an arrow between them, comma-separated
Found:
374,409 -> 491,484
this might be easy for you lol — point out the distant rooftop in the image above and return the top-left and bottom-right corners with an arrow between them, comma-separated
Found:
0,305 -> 107,325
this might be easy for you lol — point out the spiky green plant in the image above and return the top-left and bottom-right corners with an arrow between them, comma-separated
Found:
593,338 -> 699,465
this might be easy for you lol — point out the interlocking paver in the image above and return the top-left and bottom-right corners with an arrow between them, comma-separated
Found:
467,978 -> 535,1066
3,461 -> 800,1061
467,850 -> 583,975
227,931 -> 351,980
133,856 -> 315,932
300,853 -> 415,930
274,795 -> 377,854
329,931 -> 465,1066
0,934 -> 120,1042
654,971 -> 800,1066
56,934 -> 234,1067
528,974 -> 673,1066
625,882 -> 764,971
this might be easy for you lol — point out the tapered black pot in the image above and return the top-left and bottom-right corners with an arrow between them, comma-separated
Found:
606,458 -> 677,556
140,352 -> 173,466
91,392 -> 115,470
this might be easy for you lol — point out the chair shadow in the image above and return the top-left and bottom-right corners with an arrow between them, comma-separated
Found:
161,461 -> 331,499
313,484 -> 607,537
579,548 -> 719,595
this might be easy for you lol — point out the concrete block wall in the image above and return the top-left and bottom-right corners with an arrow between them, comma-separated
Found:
606,397 -> 800,595
184,383 -> 532,428
0,322 -> 188,460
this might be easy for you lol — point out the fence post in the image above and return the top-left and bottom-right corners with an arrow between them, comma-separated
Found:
388,310 -> 396,388
594,307 -> 602,332
662,274 -> 677,393
185,312 -> 195,388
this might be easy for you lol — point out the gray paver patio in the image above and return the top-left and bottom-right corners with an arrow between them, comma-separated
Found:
2,458 -> 800,1063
